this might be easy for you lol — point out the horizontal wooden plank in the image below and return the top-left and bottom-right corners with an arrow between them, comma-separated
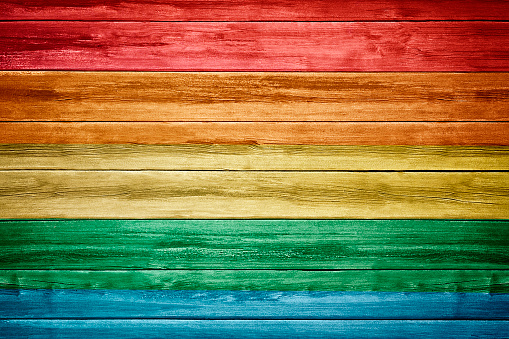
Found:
1,220 -> 507,270
1,270 -> 507,293
2,72 -> 508,122
1,122 -> 508,145
2,319 -> 508,338
2,290 -> 507,320
1,145 -> 509,171
0,171 -> 507,218
3,0 -> 509,21
1,22 -> 508,71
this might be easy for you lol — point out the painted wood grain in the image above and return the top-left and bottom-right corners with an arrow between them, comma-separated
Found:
1,220 -> 507,270
2,290 -> 507,320
1,145 -> 508,171
0,171 -> 507,219
2,72 -> 508,122
1,319 -> 508,338
2,122 -> 508,145
3,0 -> 509,21
1,22 -> 508,71
1,270 -> 507,292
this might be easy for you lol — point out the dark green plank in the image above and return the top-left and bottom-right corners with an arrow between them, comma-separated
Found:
1,220 -> 507,270
1,270 -> 507,293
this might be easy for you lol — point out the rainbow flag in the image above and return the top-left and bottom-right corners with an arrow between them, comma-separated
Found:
0,1 -> 508,337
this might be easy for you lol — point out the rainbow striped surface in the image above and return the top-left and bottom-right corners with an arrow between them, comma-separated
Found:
0,0 -> 508,338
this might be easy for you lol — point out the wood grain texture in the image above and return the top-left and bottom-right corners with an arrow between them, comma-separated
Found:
2,72 -> 508,122
2,220 -> 507,270
3,0 -> 509,21
2,319 -> 508,339
2,122 -> 508,145
2,290 -> 508,320
1,22 -> 508,71
0,171 -> 507,218
1,145 -> 509,171
1,270 -> 507,293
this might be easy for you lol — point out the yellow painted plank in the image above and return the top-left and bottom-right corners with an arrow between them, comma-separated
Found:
0,171 -> 506,219
1,145 -> 508,170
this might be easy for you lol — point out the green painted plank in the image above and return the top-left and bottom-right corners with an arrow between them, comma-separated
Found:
1,171 -> 508,219
1,220 -> 507,270
1,270 -> 506,293
1,145 -> 508,171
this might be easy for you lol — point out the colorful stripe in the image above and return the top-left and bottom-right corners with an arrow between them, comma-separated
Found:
1,145 -> 508,171
2,122 -> 508,145
1,172 -> 507,218
2,320 -> 508,339
2,270 -> 506,293
1,22 -> 508,71
2,72 -> 507,122
3,0 -> 509,21
2,220 -> 507,270
1,290 -> 508,319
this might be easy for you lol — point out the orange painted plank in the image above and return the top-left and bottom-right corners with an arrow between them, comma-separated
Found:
1,22 -> 509,71
1,122 -> 507,145
3,0 -> 509,21
2,72 -> 508,122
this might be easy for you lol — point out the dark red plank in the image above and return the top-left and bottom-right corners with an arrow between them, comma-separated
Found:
1,22 -> 508,71
1,122 -> 507,145
2,0 -> 509,21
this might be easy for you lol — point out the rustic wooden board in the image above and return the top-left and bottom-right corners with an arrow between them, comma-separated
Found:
1,22 -> 508,71
2,319 -> 508,338
1,270 -> 507,292
0,219 -> 506,268
2,290 -> 508,320
1,220 -> 507,270
0,171 -> 507,219
2,122 -> 508,145
3,0 -> 509,21
2,72 -> 508,122
1,145 -> 509,171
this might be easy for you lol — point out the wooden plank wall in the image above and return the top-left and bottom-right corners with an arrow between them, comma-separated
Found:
0,1 -> 508,337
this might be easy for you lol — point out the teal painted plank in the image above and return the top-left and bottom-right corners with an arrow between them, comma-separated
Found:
1,270 -> 507,293
1,320 -> 508,338
1,290 -> 507,320
1,220 -> 507,270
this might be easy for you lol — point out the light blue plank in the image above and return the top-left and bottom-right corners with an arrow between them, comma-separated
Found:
1,290 -> 508,320
1,320 -> 508,339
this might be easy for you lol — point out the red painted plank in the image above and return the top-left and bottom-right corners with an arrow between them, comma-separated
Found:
2,0 -> 509,21
1,22 -> 508,71
1,122 -> 507,145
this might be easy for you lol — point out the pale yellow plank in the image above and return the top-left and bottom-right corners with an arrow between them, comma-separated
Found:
0,171 -> 506,219
1,145 -> 508,170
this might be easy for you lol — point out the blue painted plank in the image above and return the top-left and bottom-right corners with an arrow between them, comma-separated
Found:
1,290 -> 508,320
1,320 -> 508,338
